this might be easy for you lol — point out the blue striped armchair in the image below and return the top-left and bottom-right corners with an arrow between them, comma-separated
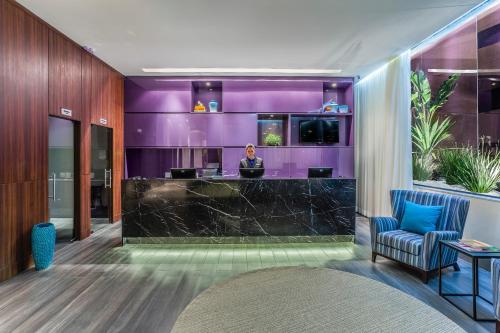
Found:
492,259 -> 499,332
370,190 -> 470,283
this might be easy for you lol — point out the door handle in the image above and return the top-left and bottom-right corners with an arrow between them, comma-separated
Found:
104,169 -> 112,188
48,173 -> 56,201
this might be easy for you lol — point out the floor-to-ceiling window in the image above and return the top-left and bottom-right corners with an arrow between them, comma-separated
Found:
410,3 -> 500,197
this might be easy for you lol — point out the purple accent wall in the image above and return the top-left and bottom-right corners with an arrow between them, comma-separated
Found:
223,80 -> 323,113
124,76 -> 355,178
125,113 -> 223,147
222,113 -> 258,146
125,79 -> 191,113
221,147 -> 353,178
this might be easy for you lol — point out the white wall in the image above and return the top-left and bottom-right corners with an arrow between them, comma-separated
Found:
415,185 -> 500,246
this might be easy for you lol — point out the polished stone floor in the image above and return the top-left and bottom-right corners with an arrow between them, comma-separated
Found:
0,217 -> 495,332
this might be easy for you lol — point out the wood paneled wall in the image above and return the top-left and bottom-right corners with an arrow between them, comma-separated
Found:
0,0 -> 124,281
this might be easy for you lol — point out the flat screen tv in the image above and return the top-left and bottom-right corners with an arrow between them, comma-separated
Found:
239,168 -> 264,179
299,119 -> 339,144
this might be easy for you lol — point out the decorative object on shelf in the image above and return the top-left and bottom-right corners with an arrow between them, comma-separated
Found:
263,133 -> 282,146
322,99 -> 338,113
193,101 -> 206,112
338,105 -> 349,113
31,222 -> 56,271
209,100 -> 219,113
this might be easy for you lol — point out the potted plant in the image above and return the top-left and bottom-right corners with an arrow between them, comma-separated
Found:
263,133 -> 282,146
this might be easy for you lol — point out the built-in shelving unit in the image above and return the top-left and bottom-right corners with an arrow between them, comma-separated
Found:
124,77 -> 355,178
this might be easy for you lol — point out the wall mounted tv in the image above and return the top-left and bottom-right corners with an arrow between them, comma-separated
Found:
299,119 -> 339,144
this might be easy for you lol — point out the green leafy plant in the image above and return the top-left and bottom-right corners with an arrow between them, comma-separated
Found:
451,147 -> 500,193
411,70 -> 460,180
412,153 -> 433,181
263,133 -> 282,146
436,148 -> 467,185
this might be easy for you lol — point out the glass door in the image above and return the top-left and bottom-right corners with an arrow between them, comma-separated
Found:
48,117 -> 76,242
91,125 -> 112,232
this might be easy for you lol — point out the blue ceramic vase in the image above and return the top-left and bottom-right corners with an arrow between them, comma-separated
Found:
209,100 -> 218,112
31,223 -> 56,270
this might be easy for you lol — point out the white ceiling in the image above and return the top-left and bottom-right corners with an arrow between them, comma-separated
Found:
18,0 -> 484,77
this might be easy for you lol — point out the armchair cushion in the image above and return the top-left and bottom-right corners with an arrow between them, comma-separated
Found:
400,201 -> 443,235
376,230 -> 423,256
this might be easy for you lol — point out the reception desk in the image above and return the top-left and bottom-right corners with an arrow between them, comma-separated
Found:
122,178 -> 356,244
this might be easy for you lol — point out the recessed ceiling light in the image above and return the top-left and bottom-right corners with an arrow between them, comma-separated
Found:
206,82 -> 211,87
331,83 -> 337,88
142,67 -> 342,75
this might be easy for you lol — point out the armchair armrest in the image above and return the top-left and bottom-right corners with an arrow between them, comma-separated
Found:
369,217 -> 400,249
492,259 -> 500,320
422,231 -> 460,271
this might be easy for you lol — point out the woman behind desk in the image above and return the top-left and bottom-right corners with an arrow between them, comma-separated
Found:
239,143 -> 264,169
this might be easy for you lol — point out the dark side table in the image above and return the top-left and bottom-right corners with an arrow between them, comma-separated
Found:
438,240 -> 500,321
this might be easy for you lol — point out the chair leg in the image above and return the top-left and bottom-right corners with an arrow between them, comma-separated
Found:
496,320 -> 499,333
371,252 -> 377,263
453,262 -> 460,272
421,271 -> 429,284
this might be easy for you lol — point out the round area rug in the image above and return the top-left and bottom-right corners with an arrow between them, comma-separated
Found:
172,267 -> 465,333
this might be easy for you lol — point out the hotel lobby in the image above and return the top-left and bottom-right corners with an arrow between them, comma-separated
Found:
1,0 -> 500,332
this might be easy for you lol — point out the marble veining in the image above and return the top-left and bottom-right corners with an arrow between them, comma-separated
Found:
122,178 -> 356,243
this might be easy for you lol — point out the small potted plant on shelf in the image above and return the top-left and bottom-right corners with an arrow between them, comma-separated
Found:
264,133 -> 282,146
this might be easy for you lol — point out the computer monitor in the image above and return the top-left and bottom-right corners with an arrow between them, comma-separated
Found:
170,168 -> 197,179
239,168 -> 265,178
308,167 -> 333,178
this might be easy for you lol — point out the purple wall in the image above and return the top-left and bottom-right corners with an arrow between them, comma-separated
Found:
223,80 -> 323,113
125,113 -> 224,147
125,79 -> 192,113
124,76 -> 355,178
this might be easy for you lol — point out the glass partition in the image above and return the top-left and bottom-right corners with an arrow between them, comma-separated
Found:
48,117 -> 75,242
411,3 -> 500,196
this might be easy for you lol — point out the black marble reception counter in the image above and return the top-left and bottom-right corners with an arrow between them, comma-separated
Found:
122,178 -> 356,244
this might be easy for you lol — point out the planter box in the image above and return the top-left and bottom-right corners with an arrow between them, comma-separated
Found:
414,183 -> 500,247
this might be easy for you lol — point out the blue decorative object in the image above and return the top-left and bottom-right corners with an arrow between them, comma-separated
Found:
209,100 -> 218,112
31,223 -> 56,271
338,105 -> 349,113
400,201 -> 443,235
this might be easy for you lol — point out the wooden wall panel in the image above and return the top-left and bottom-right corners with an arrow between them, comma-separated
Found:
48,30 -> 82,120
90,58 -> 115,128
0,0 -> 49,281
112,72 -> 124,222
0,0 -> 124,282
81,51 -> 92,176
0,180 -> 47,281
77,50 -> 93,239
0,0 -> 48,184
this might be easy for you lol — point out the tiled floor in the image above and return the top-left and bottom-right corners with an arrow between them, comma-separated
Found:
0,217 -> 496,333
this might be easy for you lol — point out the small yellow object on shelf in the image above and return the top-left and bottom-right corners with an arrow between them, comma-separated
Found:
193,100 -> 206,112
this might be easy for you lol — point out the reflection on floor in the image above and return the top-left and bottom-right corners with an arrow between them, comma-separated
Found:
91,218 -> 110,233
51,218 -> 74,241
0,217 -> 495,333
